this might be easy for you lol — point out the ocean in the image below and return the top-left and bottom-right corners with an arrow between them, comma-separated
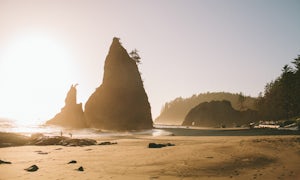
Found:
0,118 -> 173,138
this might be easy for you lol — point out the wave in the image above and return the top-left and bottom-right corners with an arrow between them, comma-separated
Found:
0,119 -> 173,137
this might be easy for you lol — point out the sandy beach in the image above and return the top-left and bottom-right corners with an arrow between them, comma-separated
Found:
1,131 -> 300,180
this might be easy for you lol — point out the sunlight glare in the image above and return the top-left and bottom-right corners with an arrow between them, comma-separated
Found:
0,33 -> 74,126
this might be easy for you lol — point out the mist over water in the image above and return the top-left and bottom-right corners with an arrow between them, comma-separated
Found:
0,118 -> 172,137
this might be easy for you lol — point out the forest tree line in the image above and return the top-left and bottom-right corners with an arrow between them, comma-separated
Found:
155,54 -> 300,126
256,55 -> 300,120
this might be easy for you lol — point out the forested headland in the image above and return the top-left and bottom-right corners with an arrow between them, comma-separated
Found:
155,92 -> 257,125
155,55 -> 300,127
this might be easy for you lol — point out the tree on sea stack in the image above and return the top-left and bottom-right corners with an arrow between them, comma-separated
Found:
84,37 -> 153,130
129,49 -> 141,64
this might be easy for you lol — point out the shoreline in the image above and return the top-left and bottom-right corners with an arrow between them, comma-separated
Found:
1,127 -> 300,148
158,127 -> 300,136
1,135 -> 300,179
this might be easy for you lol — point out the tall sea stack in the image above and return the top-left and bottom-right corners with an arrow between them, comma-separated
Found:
46,84 -> 86,128
84,38 -> 153,130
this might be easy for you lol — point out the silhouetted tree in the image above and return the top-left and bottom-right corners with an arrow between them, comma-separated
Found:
257,54 -> 300,120
238,92 -> 246,111
292,55 -> 300,114
129,49 -> 141,64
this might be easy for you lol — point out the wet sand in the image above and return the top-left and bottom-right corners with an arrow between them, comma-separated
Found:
1,130 -> 300,180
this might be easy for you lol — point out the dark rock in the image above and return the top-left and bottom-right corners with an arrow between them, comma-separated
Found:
30,133 -> 44,140
29,136 -> 97,146
149,143 -> 165,148
30,136 -> 68,145
84,37 -> 153,130
77,166 -> 84,171
35,150 -> 48,155
166,143 -> 175,146
24,165 -> 39,172
98,141 -> 117,145
37,152 -> 48,155
206,156 -> 214,159
182,100 -> 259,127
68,160 -> 77,164
0,132 -> 29,147
46,84 -> 86,128
64,138 -> 97,146
148,143 -> 175,148
0,160 -> 12,164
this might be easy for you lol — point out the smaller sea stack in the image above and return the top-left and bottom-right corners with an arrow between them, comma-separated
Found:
46,84 -> 86,128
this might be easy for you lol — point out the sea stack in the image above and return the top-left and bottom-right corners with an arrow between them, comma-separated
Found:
84,38 -> 153,130
46,84 -> 86,128
182,100 -> 258,127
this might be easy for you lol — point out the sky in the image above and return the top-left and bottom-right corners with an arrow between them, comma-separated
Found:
0,0 -> 300,125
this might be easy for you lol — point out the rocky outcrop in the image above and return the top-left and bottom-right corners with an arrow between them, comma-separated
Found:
155,92 -> 257,125
182,100 -> 259,127
0,132 -> 30,147
46,84 -> 86,128
84,38 -> 153,130
29,135 -> 97,146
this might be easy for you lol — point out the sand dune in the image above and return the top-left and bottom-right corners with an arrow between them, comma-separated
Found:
0,135 -> 300,179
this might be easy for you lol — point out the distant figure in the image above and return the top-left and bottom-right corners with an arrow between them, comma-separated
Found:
60,131 -> 63,137
69,133 -> 72,138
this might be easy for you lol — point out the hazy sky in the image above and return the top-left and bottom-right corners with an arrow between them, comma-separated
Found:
0,0 -> 300,124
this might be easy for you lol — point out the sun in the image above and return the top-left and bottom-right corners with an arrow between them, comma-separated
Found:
0,32 -> 75,126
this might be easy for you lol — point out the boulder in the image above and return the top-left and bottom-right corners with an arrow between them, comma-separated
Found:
24,165 -> 39,172
148,142 -> 175,148
77,166 -> 84,171
0,160 -> 12,164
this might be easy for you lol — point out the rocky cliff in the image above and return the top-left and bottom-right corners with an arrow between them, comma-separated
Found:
46,84 -> 86,128
84,38 -> 153,130
182,100 -> 258,127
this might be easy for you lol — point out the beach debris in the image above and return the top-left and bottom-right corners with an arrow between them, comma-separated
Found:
98,141 -> 118,145
55,148 -> 63,150
24,165 -> 39,172
148,143 -> 175,148
77,166 -> 84,171
0,160 -> 12,164
68,160 -> 77,164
